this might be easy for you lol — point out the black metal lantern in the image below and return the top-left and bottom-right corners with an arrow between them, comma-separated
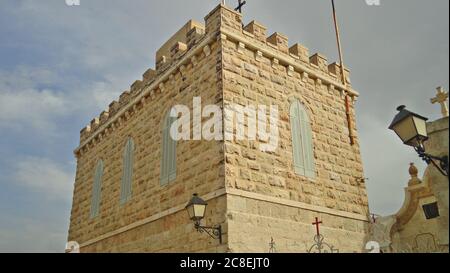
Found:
389,106 -> 448,178
185,193 -> 207,222
185,194 -> 222,244
389,105 -> 429,147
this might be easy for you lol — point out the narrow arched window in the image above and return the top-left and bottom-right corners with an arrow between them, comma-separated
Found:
160,112 -> 177,186
120,137 -> 134,204
290,100 -> 316,178
90,160 -> 103,218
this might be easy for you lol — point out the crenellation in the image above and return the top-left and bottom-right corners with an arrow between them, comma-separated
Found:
156,20 -> 205,73
328,62 -> 351,86
79,4 -> 358,148
143,68 -> 156,83
156,55 -> 169,72
99,111 -> 109,123
80,125 -> 91,143
289,44 -> 310,63
90,117 -> 100,131
186,26 -> 205,49
310,53 -> 329,73
244,21 -> 267,43
267,32 -> 289,54
108,100 -> 120,115
328,62 -> 341,77
220,25 -> 354,94
119,91 -> 131,107
131,80 -> 143,95
205,4 -> 242,34
170,42 -> 188,59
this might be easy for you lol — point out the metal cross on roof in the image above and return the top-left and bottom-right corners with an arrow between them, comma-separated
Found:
235,0 -> 247,13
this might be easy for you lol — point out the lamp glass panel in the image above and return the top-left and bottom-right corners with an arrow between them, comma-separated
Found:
393,116 -> 417,145
193,204 -> 206,219
187,205 -> 195,220
413,116 -> 428,139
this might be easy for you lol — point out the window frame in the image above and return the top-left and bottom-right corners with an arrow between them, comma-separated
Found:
290,99 -> 316,179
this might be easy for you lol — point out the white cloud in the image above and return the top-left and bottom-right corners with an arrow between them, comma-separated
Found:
0,67 -> 69,132
14,156 -> 74,201
0,88 -> 68,131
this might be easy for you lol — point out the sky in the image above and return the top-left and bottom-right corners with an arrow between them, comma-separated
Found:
0,0 -> 448,253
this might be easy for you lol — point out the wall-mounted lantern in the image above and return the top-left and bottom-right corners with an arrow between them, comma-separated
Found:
389,105 -> 449,178
185,194 -> 222,244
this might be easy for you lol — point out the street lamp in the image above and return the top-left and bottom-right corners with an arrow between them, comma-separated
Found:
185,194 -> 222,244
389,105 -> 449,178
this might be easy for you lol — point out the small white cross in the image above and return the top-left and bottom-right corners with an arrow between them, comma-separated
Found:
431,87 -> 449,118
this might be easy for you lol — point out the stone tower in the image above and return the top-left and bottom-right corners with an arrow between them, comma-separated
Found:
68,4 -> 370,253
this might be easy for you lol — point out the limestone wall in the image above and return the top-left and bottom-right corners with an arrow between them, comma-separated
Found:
227,194 -> 369,253
80,195 -> 228,253
68,16 -> 226,252
68,4 -> 371,253
425,117 -> 449,250
391,195 -> 446,252
219,6 -> 370,252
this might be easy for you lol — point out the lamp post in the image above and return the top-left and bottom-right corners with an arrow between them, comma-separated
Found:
389,105 -> 449,178
185,194 -> 222,244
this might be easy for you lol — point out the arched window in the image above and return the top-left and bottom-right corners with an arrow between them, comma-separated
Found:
120,137 -> 134,204
90,160 -> 103,218
290,100 -> 316,178
160,112 -> 177,186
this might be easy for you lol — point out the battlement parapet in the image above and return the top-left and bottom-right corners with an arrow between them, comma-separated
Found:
76,4 -> 358,155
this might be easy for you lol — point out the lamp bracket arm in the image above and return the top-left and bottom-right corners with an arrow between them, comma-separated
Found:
415,147 -> 449,178
195,224 -> 223,243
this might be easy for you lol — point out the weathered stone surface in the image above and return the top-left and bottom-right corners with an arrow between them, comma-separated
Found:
69,4 -> 370,254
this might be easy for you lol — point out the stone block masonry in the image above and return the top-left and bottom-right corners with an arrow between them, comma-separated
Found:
68,4 -> 370,253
